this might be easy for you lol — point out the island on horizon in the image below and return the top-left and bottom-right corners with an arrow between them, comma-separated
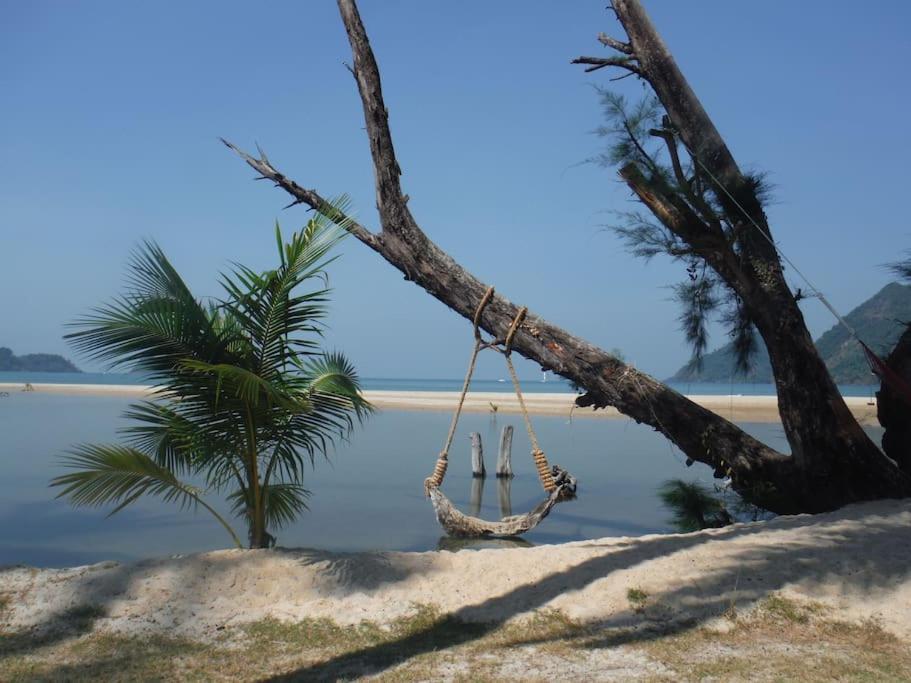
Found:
0,347 -> 81,373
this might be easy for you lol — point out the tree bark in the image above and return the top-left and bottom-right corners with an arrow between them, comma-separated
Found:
223,0 -> 911,512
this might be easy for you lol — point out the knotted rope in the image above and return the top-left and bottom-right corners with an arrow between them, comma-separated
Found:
504,307 -> 557,492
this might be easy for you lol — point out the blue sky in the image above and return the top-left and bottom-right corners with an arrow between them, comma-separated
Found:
2,1 -> 910,380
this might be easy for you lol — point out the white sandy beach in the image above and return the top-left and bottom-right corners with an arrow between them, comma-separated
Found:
0,383 -> 881,425
2,499 -> 909,643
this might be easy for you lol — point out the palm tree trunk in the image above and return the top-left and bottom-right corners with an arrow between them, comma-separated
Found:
245,407 -> 267,549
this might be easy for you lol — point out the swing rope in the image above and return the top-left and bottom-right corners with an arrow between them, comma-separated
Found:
424,287 -> 557,495
503,308 -> 557,492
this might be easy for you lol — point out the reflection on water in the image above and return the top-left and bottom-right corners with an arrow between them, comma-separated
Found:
497,478 -> 512,518
469,477 -> 484,517
0,391 -> 885,567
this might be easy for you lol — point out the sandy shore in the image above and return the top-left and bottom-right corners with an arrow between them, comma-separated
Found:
3,499 -> 910,643
0,382 -> 881,424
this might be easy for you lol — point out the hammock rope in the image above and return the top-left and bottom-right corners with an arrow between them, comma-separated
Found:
424,286 -> 575,537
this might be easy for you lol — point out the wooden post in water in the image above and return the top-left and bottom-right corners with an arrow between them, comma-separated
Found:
496,425 -> 514,478
470,432 -> 485,477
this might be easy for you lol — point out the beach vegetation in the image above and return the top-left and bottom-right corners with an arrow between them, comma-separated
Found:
657,479 -> 732,532
626,587 -> 648,611
51,205 -> 370,548
4,600 -> 909,681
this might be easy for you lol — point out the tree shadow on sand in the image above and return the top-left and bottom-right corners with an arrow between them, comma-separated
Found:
265,503 -> 911,681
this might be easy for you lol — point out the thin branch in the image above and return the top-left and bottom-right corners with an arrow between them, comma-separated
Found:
649,128 -> 720,229
571,56 -> 641,75
219,138 -> 380,250
622,119 -> 659,177
597,32 -> 633,54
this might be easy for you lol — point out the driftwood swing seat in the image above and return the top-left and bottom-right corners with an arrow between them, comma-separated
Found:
424,288 -> 577,538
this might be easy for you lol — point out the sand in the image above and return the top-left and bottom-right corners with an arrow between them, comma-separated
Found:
2,499 -> 909,643
0,383 -> 881,424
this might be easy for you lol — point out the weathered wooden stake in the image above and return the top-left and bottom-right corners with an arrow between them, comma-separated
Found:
470,432 -> 485,477
496,425 -> 514,478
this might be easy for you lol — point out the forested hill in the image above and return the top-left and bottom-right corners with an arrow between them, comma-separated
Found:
0,347 -> 81,373
670,282 -> 911,384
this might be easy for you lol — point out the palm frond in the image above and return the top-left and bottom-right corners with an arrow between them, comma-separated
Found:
51,444 -> 242,547
227,483 -> 310,532
65,242 -> 222,377
178,359 -> 311,411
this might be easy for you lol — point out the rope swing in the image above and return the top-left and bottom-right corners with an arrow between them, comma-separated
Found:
424,287 -> 577,537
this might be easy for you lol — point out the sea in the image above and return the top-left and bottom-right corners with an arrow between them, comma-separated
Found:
0,372 -> 882,567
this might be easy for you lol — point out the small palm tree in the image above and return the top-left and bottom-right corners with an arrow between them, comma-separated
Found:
52,208 -> 370,548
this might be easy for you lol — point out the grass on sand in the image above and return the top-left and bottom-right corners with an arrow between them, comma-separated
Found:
2,595 -> 909,681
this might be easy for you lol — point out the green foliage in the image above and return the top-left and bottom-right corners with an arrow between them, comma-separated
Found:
672,282 -> 911,384
626,587 -> 648,606
593,91 -> 770,370
657,479 -> 732,533
53,201 -> 370,548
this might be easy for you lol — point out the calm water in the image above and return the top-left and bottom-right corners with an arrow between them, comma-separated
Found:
2,388 -> 868,568
0,371 -> 880,397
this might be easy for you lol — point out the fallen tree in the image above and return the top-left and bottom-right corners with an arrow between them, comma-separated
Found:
224,0 -> 911,513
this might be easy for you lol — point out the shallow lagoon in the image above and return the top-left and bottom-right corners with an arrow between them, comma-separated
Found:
0,391 -> 879,567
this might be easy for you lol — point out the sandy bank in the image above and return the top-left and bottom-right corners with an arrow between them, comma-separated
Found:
0,383 -> 881,424
2,499 -> 909,644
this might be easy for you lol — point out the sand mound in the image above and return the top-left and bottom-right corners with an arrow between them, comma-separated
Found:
2,499 -> 910,641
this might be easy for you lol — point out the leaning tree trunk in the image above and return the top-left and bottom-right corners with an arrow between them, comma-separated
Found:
223,0 -> 911,513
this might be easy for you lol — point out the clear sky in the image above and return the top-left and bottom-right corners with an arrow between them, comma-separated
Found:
2,1 -> 910,380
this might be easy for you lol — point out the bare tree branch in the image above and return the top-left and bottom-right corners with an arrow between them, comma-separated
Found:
571,56 -> 641,75
219,139 -> 380,250
598,32 -> 633,54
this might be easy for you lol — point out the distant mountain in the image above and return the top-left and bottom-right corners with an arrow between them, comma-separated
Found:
669,282 -> 911,384
0,347 -> 81,373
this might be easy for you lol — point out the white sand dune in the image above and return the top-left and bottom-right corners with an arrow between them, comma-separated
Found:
3,499 -> 909,641
0,383 -> 881,424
